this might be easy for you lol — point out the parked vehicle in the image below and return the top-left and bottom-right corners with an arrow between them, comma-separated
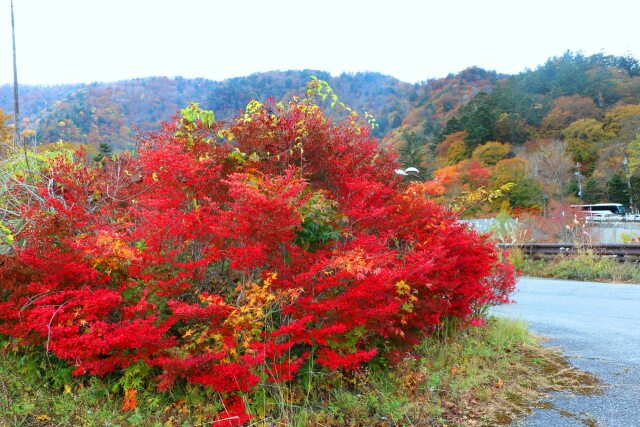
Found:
572,203 -> 626,216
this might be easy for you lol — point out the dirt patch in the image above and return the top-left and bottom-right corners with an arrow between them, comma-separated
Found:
468,344 -> 602,426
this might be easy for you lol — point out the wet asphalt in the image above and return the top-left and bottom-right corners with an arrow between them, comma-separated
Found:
494,277 -> 640,427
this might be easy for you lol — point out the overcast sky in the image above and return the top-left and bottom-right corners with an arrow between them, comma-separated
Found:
0,0 -> 638,86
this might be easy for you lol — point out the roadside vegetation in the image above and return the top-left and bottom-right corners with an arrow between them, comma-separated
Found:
487,209 -> 640,284
0,317 -> 600,426
510,248 -> 640,283
0,84 -> 518,426
0,81 -> 605,426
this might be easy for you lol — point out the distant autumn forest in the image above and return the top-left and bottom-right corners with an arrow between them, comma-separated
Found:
2,51 -> 640,216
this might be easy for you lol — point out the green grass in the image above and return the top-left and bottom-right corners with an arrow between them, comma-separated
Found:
511,248 -> 640,283
0,318 -> 600,426
0,341 -> 219,427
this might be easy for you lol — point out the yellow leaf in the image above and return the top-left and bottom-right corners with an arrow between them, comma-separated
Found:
64,384 -> 72,394
152,172 -> 159,182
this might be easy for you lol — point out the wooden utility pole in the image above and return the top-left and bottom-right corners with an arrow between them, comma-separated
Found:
10,0 -> 30,175
11,0 -> 21,146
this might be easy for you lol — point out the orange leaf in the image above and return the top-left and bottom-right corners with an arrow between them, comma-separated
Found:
122,388 -> 137,411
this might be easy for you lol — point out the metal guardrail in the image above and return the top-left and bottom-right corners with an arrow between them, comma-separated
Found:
498,243 -> 640,260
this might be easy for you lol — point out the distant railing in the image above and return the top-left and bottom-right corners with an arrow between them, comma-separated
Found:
498,243 -> 640,261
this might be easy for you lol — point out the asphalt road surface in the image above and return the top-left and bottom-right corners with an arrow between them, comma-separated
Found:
494,277 -> 640,427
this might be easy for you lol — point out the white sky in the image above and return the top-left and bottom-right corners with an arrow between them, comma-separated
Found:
0,0 -> 638,85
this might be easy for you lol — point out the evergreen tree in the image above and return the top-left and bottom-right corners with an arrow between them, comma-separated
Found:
459,93 -> 497,150
583,178 -> 606,204
398,132 -> 427,168
607,173 -> 628,205
93,142 -> 113,163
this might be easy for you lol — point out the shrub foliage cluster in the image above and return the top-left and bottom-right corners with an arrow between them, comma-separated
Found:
0,93 -> 514,424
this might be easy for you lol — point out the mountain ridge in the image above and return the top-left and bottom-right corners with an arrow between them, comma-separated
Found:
3,51 -> 640,212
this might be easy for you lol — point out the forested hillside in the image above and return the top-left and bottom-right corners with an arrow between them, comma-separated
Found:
417,52 -> 640,213
3,51 -> 640,213
0,71 -> 418,150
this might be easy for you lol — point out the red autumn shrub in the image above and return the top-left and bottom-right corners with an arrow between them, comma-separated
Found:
0,98 -> 514,424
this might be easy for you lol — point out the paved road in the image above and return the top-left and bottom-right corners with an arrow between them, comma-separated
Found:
494,277 -> 640,427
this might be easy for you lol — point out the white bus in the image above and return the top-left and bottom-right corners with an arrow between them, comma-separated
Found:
572,203 -> 626,222
572,203 -> 626,215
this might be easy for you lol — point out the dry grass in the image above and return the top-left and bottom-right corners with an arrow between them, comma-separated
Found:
511,248 -> 640,284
